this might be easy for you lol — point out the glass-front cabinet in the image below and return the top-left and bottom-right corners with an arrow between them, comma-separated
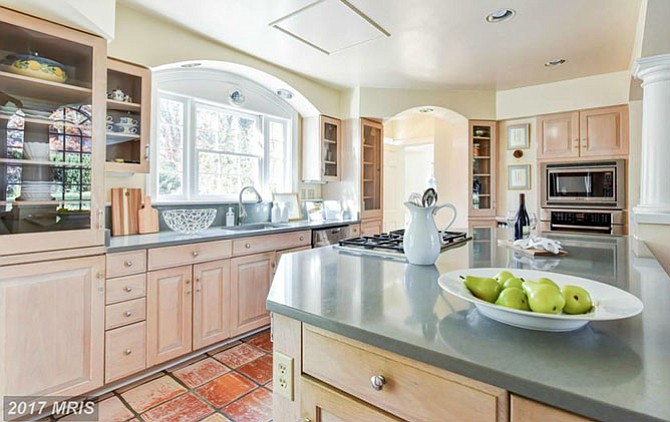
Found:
361,118 -> 383,220
469,120 -> 497,220
0,7 -> 106,256
302,114 -> 341,183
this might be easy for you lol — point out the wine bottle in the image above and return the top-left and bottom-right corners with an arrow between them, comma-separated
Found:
514,193 -> 530,240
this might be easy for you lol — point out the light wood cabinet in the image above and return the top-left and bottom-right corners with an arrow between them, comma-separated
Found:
361,118 -> 384,220
538,105 -> 629,160
511,395 -> 593,422
579,105 -> 629,158
469,120 -> 497,218
0,255 -> 105,399
537,112 -> 580,159
302,115 -> 342,182
302,325 -> 508,422
193,260 -> 231,349
230,251 -> 275,336
361,218 -> 383,236
147,265 -> 193,366
105,58 -> 152,173
0,7 -> 106,257
301,376 -> 402,422
105,322 -> 146,383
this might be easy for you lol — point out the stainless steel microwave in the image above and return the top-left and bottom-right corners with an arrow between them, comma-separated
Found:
541,160 -> 625,209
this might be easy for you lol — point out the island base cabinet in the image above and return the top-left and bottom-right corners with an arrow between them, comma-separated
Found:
0,256 -> 105,402
301,376 -> 402,422
147,266 -> 193,366
193,260 -> 231,349
230,252 -> 275,336
511,395 -> 593,422
302,325 -> 509,422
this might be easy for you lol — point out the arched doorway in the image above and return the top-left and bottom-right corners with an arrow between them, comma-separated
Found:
383,106 -> 469,231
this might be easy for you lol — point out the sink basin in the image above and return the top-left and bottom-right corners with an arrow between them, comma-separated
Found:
224,223 -> 290,231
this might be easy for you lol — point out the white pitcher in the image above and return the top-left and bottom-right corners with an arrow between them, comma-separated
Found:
403,202 -> 457,265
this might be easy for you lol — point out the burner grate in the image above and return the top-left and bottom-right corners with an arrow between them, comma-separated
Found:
338,229 -> 470,253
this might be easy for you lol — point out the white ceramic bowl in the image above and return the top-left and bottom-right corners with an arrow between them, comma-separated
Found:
438,268 -> 644,332
162,209 -> 217,234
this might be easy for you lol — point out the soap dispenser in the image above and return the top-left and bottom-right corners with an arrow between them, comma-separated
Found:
271,202 -> 280,223
226,207 -> 235,226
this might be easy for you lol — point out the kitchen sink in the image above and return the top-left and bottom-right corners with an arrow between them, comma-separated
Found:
224,223 -> 290,231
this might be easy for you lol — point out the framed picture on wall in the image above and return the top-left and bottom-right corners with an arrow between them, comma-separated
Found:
508,124 -> 530,149
508,164 -> 531,190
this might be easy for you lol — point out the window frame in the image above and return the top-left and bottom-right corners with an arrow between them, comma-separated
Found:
152,89 -> 293,203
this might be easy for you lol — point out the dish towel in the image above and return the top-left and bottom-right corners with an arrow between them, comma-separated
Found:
513,236 -> 563,255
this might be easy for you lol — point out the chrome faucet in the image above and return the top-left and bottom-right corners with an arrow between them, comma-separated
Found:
238,186 -> 263,224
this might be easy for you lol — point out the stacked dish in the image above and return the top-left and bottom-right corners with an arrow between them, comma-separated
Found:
21,181 -> 53,201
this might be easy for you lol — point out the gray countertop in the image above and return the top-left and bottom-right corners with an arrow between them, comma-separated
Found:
267,228 -> 670,422
106,219 -> 360,253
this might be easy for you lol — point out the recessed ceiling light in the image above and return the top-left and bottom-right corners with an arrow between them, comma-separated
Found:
485,8 -> 516,23
545,58 -> 567,67
419,107 -> 434,113
276,89 -> 293,99
229,89 -> 246,106
180,62 -> 201,68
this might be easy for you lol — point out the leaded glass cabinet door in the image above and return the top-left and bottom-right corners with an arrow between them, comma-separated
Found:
0,7 -> 106,256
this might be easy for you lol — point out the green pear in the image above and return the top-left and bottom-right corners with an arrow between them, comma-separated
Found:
523,281 -> 566,314
502,277 -> 524,290
536,277 -> 560,291
495,270 -> 515,285
495,287 -> 530,311
561,285 -> 593,315
464,275 -> 502,303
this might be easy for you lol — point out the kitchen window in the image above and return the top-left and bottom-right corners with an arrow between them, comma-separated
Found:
153,91 -> 292,202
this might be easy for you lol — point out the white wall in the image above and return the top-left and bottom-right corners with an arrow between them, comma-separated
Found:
496,71 -> 631,120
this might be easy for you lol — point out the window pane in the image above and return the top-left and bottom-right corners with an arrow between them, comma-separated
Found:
268,120 -> 287,193
197,151 -> 260,196
195,106 -> 262,156
157,97 -> 184,196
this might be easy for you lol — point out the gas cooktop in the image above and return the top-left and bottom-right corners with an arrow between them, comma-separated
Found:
337,229 -> 471,257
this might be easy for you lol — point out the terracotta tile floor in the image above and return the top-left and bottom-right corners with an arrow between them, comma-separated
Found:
54,330 -> 273,422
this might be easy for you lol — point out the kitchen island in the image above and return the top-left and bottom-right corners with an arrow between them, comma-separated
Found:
267,229 -> 670,422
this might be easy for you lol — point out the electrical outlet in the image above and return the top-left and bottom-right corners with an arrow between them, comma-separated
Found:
273,351 -> 294,400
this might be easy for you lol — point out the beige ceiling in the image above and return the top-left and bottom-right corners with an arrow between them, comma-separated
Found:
121,0 -> 641,90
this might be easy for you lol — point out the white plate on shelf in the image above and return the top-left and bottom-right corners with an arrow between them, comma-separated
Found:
438,268 -> 643,332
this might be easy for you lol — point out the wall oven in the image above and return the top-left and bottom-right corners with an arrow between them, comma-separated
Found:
541,160 -> 625,209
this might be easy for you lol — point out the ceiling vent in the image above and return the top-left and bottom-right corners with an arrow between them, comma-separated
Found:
269,0 -> 390,55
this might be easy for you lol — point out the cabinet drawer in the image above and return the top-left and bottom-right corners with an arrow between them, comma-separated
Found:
105,322 -> 146,383
233,230 -> 310,256
106,298 -> 146,330
107,250 -> 147,278
106,274 -> 146,305
303,325 -> 508,422
511,395 -> 593,422
148,240 -> 232,270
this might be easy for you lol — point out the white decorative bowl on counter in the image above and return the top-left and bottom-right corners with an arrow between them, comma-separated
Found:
162,208 -> 217,234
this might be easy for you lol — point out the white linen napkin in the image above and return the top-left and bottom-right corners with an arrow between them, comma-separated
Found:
513,236 -> 563,255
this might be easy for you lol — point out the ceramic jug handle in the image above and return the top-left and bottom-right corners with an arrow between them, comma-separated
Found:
433,204 -> 457,245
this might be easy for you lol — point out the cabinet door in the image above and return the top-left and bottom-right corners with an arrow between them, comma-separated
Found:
230,252 -> 274,336
361,219 -> 383,236
537,112 -> 580,159
193,260 -> 231,349
579,105 -> 629,158
301,376 -> 401,422
0,256 -> 105,400
361,118 -> 384,220
322,115 -> 341,182
147,266 -> 192,366
511,395 -> 592,422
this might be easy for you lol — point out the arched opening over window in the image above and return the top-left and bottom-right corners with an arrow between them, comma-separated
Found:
150,61 -> 317,203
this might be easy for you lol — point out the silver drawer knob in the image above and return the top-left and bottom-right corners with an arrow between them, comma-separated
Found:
124,311 -> 132,317
370,375 -> 386,391
124,260 -> 133,267
299,236 -> 304,241
124,286 -> 133,292
192,251 -> 199,257
297,418 -> 311,422
124,349 -> 132,355
245,243 -> 251,249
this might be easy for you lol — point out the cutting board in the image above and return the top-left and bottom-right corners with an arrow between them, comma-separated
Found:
138,195 -> 159,234
111,188 -> 142,236
498,239 -> 568,257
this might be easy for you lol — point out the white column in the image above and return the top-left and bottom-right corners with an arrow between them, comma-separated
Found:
633,53 -> 670,225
